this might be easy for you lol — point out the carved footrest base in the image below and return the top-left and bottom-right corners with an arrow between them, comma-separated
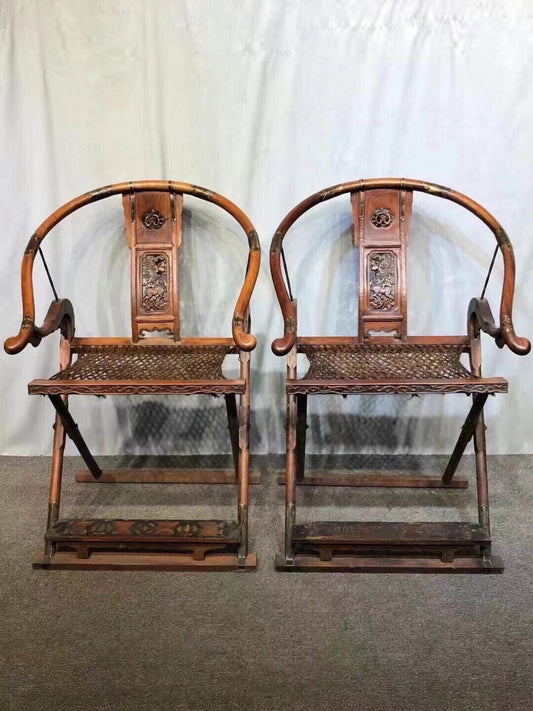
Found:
283,521 -> 502,573
33,550 -> 257,571
45,518 -> 242,561
275,553 -> 503,574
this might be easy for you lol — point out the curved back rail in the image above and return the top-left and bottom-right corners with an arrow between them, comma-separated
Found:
270,178 -> 529,356
5,181 -> 260,355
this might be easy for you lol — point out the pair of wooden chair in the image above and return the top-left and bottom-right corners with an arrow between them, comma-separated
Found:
5,179 -> 529,573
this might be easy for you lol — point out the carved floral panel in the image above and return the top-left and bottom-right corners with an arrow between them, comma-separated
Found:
141,253 -> 169,312
368,251 -> 396,311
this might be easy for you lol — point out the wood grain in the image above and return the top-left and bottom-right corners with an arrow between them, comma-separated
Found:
33,550 -> 257,571
76,469 -> 261,484
277,473 -> 468,488
275,553 -> 503,574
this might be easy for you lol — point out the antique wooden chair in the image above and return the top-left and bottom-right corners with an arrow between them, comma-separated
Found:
270,178 -> 529,573
5,180 -> 260,571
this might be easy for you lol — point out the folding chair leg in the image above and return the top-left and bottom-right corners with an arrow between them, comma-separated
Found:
474,410 -> 490,530
442,393 -> 488,484
225,394 -> 240,479
48,395 -> 102,479
282,344 -> 298,564
474,409 -> 493,562
44,406 -> 67,562
43,336 -> 72,561
285,392 -> 297,564
237,352 -> 251,564
296,394 -> 308,481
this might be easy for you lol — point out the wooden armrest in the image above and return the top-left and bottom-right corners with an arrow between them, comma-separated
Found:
5,299 -> 75,354
231,230 -> 260,352
34,298 -> 75,342
497,318 -> 530,355
468,296 -> 530,355
270,228 -> 299,356
468,297 -> 499,338
232,310 -> 257,352
271,307 -> 297,357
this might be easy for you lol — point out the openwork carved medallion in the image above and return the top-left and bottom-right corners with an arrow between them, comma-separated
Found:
172,521 -> 203,537
141,253 -> 169,312
371,207 -> 394,228
86,520 -> 117,535
129,520 -> 158,536
142,208 -> 166,230
369,252 -> 396,311
50,519 -> 118,536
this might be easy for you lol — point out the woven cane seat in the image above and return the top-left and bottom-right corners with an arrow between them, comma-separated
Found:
52,345 -> 229,381
28,344 -> 245,395
300,343 -> 472,381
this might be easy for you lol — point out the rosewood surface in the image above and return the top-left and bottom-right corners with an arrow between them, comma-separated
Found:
33,551 -> 257,571
76,469 -> 261,484
270,177 -> 529,573
5,180 -> 261,571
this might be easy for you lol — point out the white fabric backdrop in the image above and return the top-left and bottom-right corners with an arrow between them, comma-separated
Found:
1,0 -> 532,456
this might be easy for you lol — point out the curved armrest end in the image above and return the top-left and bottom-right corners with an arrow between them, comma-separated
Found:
501,327 -> 531,356
4,327 -> 33,355
232,314 -> 257,352
233,330 -> 257,352
4,299 -> 75,355
272,334 -> 296,357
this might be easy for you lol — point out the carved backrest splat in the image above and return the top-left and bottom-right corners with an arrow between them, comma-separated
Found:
122,191 -> 183,342
351,188 -> 413,342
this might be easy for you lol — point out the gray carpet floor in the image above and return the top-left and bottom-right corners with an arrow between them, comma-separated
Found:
1,454 -> 532,711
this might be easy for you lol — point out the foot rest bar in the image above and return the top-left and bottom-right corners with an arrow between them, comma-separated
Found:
76,469 -> 261,484
278,473 -> 468,488
33,550 -> 257,571
275,553 -> 503,574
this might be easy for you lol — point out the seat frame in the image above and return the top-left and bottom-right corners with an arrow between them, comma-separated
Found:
270,178 -> 529,574
5,180 -> 260,571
